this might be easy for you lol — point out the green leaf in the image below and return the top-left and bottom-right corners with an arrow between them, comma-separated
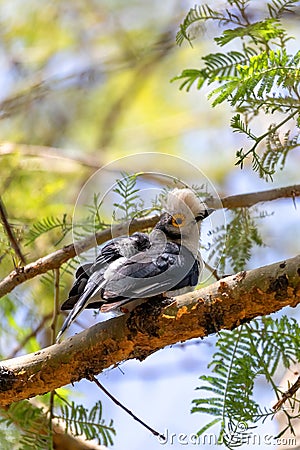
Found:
171,69 -> 206,91
0,401 -> 52,450
192,317 -> 300,447
26,213 -> 72,245
267,0 -> 299,18
176,5 -> 223,46
196,418 -> 222,436
215,19 -> 284,47
57,400 -> 115,446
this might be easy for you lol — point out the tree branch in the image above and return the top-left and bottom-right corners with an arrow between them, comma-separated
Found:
0,142 -> 103,171
273,374 -> 300,412
0,216 -> 158,299
0,184 -> 299,300
0,197 -> 26,264
217,184 -> 300,209
0,254 -> 299,406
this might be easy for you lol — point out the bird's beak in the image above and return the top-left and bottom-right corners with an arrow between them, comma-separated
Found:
195,208 -> 215,222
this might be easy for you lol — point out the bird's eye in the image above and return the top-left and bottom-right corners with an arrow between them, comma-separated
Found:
171,213 -> 186,227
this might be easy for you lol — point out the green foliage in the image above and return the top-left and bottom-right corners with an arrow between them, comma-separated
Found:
176,0 -> 297,47
0,401 -> 52,450
27,192 -> 108,248
86,192 -> 105,230
173,0 -> 300,179
215,18 -> 285,47
112,172 -> 145,221
26,213 -> 71,245
208,208 -> 265,274
176,4 -> 224,46
268,0 -> 300,17
0,398 -> 115,449
0,224 -> 12,265
192,316 -> 300,448
56,400 -> 115,446
209,49 -> 300,107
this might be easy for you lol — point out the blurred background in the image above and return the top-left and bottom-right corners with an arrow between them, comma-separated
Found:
0,0 -> 299,449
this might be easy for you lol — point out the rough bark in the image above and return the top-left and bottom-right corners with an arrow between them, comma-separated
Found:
0,183 -> 299,300
0,254 -> 299,407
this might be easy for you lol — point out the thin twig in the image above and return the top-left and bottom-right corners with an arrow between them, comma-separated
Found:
204,261 -> 221,281
8,313 -> 53,358
50,268 -> 60,343
88,374 -> 165,441
49,268 -> 60,431
0,142 -> 102,171
0,196 -> 26,264
237,110 -> 298,162
273,375 -> 300,412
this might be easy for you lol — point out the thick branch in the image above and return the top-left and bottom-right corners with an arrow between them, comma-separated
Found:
0,184 -> 299,300
0,254 -> 299,406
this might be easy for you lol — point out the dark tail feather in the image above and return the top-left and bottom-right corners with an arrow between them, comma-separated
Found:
56,301 -> 85,342
56,291 -> 95,342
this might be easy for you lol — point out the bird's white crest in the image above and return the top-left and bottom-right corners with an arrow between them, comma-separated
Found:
165,188 -> 203,216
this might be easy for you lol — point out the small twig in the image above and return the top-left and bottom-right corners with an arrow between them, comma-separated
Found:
0,196 -> 26,264
49,268 -> 60,431
237,110 -> 298,163
50,268 -> 60,343
273,375 -> 300,412
88,374 -> 166,441
204,261 -> 221,281
8,313 -> 53,358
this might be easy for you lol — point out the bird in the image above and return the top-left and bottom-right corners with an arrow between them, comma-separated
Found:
56,188 -> 214,341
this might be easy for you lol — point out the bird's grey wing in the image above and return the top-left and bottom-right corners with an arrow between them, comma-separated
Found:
101,243 -> 196,302
59,234 -> 141,311
57,233 -> 151,340
168,255 -> 200,293
93,232 -> 150,267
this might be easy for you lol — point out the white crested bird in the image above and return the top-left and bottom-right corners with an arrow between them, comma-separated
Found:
56,188 -> 214,341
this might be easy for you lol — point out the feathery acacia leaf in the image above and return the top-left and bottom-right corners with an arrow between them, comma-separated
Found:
174,0 -> 300,179
208,207 -> 265,274
0,401 -> 52,450
193,317 -> 300,448
176,5 -> 224,46
26,214 -> 71,246
267,0 -> 299,18
57,400 -> 115,446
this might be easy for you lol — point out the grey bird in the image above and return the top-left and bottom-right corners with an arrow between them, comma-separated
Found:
56,188 -> 214,341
